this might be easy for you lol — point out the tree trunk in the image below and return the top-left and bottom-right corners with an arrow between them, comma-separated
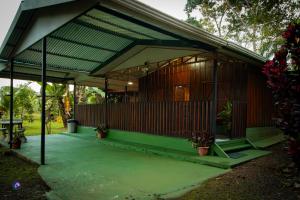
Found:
76,86 -> 86,104
58,98 -> 68,128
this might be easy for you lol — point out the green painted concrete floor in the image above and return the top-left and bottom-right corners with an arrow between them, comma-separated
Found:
4,132 -> 229,200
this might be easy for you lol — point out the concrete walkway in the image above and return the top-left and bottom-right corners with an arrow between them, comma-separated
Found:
7,132 -> 228,200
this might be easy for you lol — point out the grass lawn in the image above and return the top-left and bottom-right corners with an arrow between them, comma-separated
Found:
23,114 -> 66,136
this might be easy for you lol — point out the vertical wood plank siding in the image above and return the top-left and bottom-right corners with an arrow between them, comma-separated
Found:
76,101 -> 211,138
76,57 -> 273,138
232,101 -> 247,138
139,58 -> 249,138
247,68 -> 274,127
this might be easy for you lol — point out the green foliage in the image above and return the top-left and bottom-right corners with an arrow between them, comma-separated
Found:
85,87 -> 105,104
0,84 -> 37,120
39,83 -> 70,128
0,86 -> 10,116
185,0 -> 300,57
217,100 -> 232,133
76,86 -> 105,104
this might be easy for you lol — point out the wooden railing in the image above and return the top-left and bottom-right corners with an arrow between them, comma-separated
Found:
76,101 -> 212,138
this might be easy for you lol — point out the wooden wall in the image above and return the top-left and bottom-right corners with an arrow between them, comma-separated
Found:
247,67 -> 274,127
76,101 -> 211,138
76,56 -> 274,138
139,59 -> 214,102
139,59 -> 248,107
139,58 -> 248,137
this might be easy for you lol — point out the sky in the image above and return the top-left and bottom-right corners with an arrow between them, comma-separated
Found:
0,0 -> 188,92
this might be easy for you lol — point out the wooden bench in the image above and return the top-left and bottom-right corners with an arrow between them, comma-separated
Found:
0,128 -> 27,143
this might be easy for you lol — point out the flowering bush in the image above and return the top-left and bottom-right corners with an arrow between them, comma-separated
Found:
262,22 -> 300,168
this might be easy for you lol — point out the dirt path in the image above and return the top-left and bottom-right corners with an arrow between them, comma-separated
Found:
0,145 -> 49,200
174,143 -> 300,200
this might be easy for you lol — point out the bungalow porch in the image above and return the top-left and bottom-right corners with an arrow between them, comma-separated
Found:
0,0 -> 283,165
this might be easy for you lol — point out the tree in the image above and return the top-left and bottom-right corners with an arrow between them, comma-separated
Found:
14,84 -> 37,120
75,85 -> 105,105
0,84 -> 37,120
41,83 -> 71,128
185,0 -> 300,57
76,85 -> 87,104
262,22 -> 300,168
85,87 -> 105,104
0,86 -> 10,118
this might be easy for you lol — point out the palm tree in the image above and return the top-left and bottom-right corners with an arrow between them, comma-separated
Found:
85,87 -> 105,104
42,83 -> 71,128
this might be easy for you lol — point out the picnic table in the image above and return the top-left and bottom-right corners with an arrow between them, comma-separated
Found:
0,119 -> 26,143
0,119 -> 23,129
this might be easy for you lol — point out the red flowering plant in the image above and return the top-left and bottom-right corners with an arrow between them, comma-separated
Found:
262,22 -> 300,168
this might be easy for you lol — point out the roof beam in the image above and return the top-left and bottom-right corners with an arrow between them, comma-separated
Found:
90,41 -> 137,75
49,35 -> 118,53
27,48 -> 103,64
73,20 -> 136,41
0,70 -> 72,83
13,59 -> 90,73
136,40 -> 207,49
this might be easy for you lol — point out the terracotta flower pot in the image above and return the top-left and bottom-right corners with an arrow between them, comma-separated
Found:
198,147 -> 209,156
12,139 -> 22,149
97,131 -> 106,139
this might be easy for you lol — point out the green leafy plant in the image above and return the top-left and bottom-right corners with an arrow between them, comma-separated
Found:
12,129 -> 23,149
95,124 -> 107,139
217,100 -> 232,134
189,132 -> 214,148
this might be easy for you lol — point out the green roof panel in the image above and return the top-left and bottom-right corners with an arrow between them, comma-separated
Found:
17,49 -> 100,72
78,15 -> 153,40
88,9 -> 178,40
30,38 -> 115,62
51,22 -> 134,51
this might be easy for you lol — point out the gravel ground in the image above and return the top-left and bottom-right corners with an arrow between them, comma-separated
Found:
0,146 -> 49,200
173,142 -> 300,200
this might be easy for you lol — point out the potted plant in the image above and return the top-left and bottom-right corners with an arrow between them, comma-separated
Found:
217,100 -> 232,137
12,131 -> 22,149
94,124 -> 107,139
189,132 -> 214,156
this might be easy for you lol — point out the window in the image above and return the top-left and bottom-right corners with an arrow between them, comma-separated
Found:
174,85 -> 190,101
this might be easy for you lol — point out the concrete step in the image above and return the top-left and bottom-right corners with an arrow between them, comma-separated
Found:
216,139 -> 253,152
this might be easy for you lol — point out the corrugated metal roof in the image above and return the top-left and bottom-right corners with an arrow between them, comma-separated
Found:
0,0 -> 267,83
51,22 -> 134,51
78,15 -> 152,40
85,9 -> 177,40
12,5 -> 180,74
17,49 -> 100,72
31,38 -> 114,62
